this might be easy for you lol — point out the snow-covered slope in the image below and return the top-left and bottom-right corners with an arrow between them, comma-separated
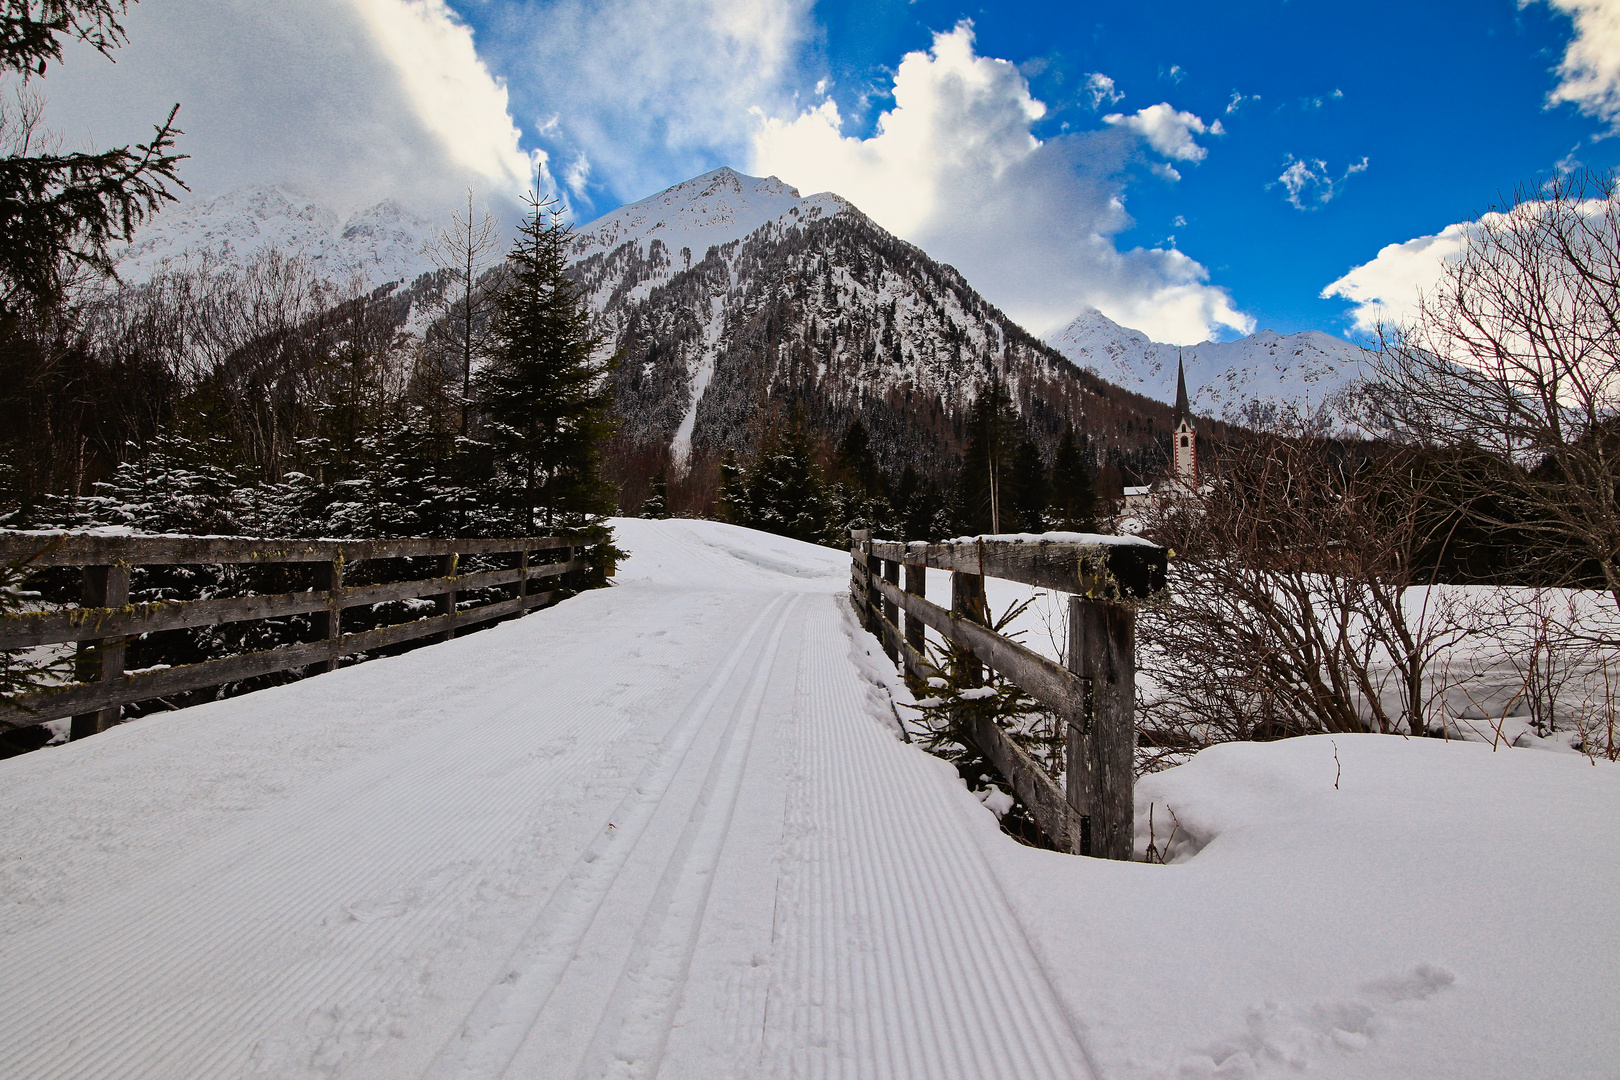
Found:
569,166 -> 849,269
1048,306 -> 1369,423
2,518 -> 1613,1079
116,186 -> 438,286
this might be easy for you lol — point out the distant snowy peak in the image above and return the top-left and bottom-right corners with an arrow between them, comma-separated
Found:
569,167 -> 851,265
116,186 -> 439,286
1048,307 -> 1369,423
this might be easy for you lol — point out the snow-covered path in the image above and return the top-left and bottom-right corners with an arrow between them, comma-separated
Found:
0,519 -> 1092,1080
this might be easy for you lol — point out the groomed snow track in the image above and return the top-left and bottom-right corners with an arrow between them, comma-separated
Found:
0,519 -> 1095,1080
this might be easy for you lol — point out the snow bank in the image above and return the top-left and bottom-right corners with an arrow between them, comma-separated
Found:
974,734 -> 1620,1080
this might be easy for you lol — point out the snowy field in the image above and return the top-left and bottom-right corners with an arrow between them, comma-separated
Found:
1,518 -> 1616,1079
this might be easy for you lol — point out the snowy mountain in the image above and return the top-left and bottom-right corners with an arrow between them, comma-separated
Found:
569,169 -> 1177,479
570,167 -> 850,271
1047,307 -> 1369,424
115,186 -> 439,286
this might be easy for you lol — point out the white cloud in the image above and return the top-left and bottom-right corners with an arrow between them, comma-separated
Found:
1321,222 -> 1472,333
1274,154 -> 1368,210
1103,104 -> 1222,163
38,0 -> 541,214
1532,0 -> 1620,125
481,0 -> 811,208
1085,72 -> 1124,110
750,23 -> 1250,343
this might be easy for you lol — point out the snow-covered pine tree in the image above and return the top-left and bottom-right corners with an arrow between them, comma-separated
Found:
715,449 -> 744,523
478,193 -> 617,533
640,469 -> 668,519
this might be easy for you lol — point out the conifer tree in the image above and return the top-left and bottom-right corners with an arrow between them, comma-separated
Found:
640,469 -> 668,519
741,421 -> 830,544
478,192 -> 616,532
956,376 -> 1021,534
1006,436 -> 1048,533
715,448 -> 744,523
1048,422 -> 1099,531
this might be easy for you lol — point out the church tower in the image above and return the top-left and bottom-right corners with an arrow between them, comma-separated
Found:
1171,354 -> 1196,489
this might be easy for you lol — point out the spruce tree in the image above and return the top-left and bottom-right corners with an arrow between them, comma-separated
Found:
956,376 -> 1021,534
640,469 -> 668,519
1006,436 -> 1048,533
1048,422 -> 1099,531
478,193 -> 616,532
742,422 -> 830,544
715,448 -> 744,523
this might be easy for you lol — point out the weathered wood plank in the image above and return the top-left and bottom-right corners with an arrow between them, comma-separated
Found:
0,564 -> 572,649
1068,597 -> 1136,861
874,576 -> 1087,720
0,591 -> 328,649
959,712 -> 1083,854
0,533 -> 575,567
2,591 -> 544,728
869,537 -> 1167,600
903,558 -> 927,681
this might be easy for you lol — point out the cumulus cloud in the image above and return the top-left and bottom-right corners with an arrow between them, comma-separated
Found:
1321,222 -> 1472,333
750,23 -> 1250,343
1274,154 -> 1368,210
1103,104 -> 1223,163
39,0 -> 540,213
1533,0 -> 1620,125
478,0 -> 811,210
1085,72 -> 1124,110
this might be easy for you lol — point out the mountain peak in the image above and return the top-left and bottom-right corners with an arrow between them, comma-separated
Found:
569,167 -> 846,266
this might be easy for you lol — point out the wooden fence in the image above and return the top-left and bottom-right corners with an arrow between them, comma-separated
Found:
0,533 -> 585,739
850,531 -> 1167,860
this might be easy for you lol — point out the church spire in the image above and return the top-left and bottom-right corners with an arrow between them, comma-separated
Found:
1173,350 -> 1190,424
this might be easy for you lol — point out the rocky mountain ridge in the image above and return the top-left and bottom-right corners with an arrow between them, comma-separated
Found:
115,185 -> 439,286
1046,306 -> 1368,424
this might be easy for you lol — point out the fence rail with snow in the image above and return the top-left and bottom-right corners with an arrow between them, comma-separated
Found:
0,533 -> 583,739
849,530 -> 1167,860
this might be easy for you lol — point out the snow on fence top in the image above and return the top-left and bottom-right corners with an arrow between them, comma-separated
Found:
862,531 -> 1167,603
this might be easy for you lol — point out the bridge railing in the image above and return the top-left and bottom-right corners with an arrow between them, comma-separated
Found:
0,533 -> 584,739
849,530 -> 1167,860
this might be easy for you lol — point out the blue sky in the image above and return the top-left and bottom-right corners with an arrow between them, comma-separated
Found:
40,0 -> 1620,344
463,0 -> 1610,340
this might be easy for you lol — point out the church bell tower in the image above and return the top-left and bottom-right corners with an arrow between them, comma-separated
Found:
1171,354 -> 1196,489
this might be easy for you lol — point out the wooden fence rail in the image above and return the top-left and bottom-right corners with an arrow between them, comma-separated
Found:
0,532 -> 583,738
850,530 -> 1167,860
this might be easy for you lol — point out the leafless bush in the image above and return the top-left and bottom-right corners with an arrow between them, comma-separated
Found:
1136,411 -> 1481,761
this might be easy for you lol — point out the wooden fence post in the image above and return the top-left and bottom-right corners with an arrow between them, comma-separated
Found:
950,570 -> 987,686
314,557 -> 343,672
848,529 -> 871,624
880,558 -> 900,663
69,562 -> 129,740
903,555 -> 927,681
437,552 -> 458,640
518,546 -> 531,608
1067,596 -> 1136,860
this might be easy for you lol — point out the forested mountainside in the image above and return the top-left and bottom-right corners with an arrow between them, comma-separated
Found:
569,189 -> 1186,490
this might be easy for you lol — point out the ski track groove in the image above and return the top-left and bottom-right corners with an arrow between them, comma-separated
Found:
0,520 -> 1096,1080
568,595 -> 802,1080
420,593 -> 789,1080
